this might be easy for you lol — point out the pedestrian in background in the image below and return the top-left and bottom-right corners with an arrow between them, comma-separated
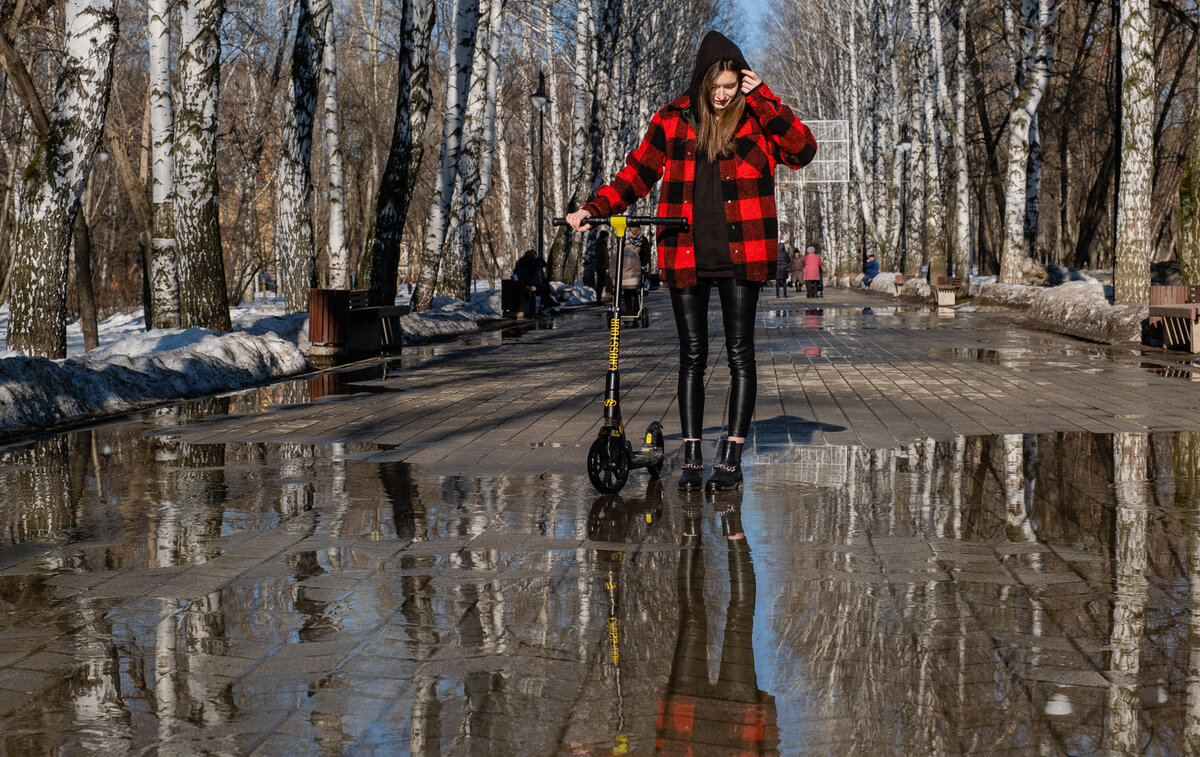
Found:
802,245 -> 822,298
775,242 -> 789,298
594,230 -> 610,302
564,30 -> 817,491
863,253 -> 879,287
787,250 -> 804,295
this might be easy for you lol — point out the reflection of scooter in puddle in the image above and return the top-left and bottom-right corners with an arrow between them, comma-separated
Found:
657,492 -> 779,755
580,481 -> 665,755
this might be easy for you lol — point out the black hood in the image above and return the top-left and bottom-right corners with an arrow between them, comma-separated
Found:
683,30 -> 750,105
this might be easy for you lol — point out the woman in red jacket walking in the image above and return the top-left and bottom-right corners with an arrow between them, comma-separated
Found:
566,31 -> 816,491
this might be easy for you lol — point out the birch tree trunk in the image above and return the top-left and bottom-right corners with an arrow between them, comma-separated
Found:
276,0 -> 325,313
999,0 -> 1054,285
549,0 -> 594,284
1114,0 -> 1153,305
443,0 -> 500,300
7,0 -> 118,359
952,0 -> 971,279
148,0 -> 180,328
175,0 -> 231,331
362,0 -> 434,306
321,6 -> 349,289
923,0 -> 949,282
414,0 -> 479,311
1179,105 -> 1200,285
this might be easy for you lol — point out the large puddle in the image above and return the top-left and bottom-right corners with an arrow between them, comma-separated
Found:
3,418 -> 1200,754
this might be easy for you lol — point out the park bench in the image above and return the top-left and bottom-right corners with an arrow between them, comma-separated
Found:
501,278 -> 542,318
893,274 -> 906,296
308,288 -> 408,363
1148,284 -> 1200,353
934,276 -> 961,307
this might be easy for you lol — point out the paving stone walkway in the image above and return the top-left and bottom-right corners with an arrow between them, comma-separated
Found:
169,287 -> 1200,468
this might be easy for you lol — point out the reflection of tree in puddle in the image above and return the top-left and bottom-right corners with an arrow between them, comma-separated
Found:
1104,432 -> 1149,754
0,436 -> 74,544
1181,431 -> 1200,753
755,431 -> 1197,752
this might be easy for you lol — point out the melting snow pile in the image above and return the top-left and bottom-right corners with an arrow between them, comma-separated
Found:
0,309 -> 309,434
398,290 -> 507,341
1023,280 -> 1145,343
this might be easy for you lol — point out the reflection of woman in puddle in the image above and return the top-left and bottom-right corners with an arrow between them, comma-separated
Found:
657,496 -> 778,754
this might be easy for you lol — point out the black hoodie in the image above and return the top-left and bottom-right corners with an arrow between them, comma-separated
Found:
683,31 -> 751,106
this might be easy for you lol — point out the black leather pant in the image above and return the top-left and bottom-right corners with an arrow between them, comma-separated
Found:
669,278 -> 758,440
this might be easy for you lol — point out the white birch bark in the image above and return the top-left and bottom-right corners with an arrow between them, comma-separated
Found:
1114,0 -> 1153,304
7,0 -> 118,359
148,0 -> 180,329
321,6 -> 349,289
175,0 -> 231,330
999,0 -> 1055,284
923,0 -> 948,281
952,0 -> 971,277
443,0 -> 500,300
276,0 -> 325,313
903,0 -> 926,277
414,0 -> 479,310
552,0 -> 594,283
495,115 -> 518,267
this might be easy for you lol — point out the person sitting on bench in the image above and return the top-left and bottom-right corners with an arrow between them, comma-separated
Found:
513,249 -> 559,312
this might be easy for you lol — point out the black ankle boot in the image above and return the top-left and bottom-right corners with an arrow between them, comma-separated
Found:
678,440 -> 704,492
705,440 -> 744,491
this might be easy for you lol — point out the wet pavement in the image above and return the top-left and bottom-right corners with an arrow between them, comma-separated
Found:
3,289 -> 1200,754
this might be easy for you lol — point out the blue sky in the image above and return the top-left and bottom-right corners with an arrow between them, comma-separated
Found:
735,0 -> 767,60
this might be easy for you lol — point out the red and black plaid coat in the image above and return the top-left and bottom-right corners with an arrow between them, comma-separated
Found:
583,83 -> 817,288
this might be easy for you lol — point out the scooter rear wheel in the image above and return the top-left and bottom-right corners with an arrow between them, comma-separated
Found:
588,434 -> 630,494
644,421 -> 665,479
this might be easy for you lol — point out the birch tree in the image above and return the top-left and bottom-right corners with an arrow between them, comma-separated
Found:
1114,0 -> 1153,304
175,0 -> 232,331
362,0 -> 434,306
6,0 -> 119,359
414,0 -> 480,311
548,0 -> 594,284
276,0 -> 326,312
321,7 -> 350,289
951,0 -> 971,280
921,0 -> 949,282
998,0 -> 1056,284
148,0 -> 180,328
443,0 -> 502,299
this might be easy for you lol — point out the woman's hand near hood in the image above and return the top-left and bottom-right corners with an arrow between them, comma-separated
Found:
740,69 -> 762,95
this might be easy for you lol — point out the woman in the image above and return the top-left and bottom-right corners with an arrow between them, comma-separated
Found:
802,245 -> 822,298
787,250 -> 804,295
774,243 -> 790,298
565,30 -> 817,491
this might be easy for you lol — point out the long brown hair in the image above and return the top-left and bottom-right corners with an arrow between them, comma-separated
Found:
696,59 -> 745,161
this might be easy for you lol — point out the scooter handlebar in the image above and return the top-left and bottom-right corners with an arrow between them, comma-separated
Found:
551,215 -> 689,230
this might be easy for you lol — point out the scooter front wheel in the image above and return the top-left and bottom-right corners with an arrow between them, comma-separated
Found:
588,434 -> 630,494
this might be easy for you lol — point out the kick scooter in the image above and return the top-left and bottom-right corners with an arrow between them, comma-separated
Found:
552,214 -> 688,493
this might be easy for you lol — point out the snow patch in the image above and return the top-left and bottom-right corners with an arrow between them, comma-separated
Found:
0,327 -> 306,433
1024,280 -> 1145,343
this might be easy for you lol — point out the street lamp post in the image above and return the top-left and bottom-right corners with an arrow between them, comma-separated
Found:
530,72 -> 551,275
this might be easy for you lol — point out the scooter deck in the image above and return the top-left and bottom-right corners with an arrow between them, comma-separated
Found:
629,448 -> 663,470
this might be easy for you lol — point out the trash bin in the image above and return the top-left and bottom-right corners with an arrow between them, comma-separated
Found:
308,288 -> 350,362
501,279 -> 525,316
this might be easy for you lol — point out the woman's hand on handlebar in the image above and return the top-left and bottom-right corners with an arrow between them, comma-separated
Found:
565,208 -> 593,232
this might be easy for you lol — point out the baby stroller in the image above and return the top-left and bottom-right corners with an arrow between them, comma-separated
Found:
616,241 -> 650,329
